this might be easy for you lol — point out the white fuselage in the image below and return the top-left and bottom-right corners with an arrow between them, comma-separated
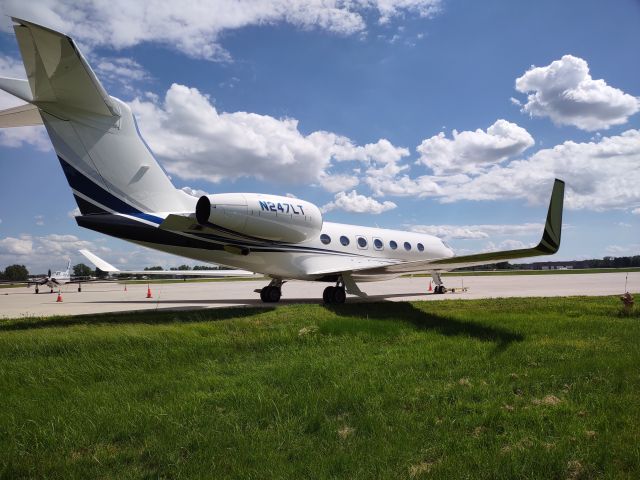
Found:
125,216 -> 454,282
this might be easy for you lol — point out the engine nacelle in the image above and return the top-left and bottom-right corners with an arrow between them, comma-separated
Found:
195,193 -> 323,243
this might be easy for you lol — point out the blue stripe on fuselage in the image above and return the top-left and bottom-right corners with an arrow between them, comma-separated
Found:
57,155 -> 163,224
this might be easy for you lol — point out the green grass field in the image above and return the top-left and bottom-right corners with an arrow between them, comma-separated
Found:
1,296 -> 639,479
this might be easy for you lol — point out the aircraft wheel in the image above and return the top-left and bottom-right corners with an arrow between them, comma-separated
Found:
323,286 -> 335,304
78,286 -> 82,292
332,287 -> 346,304
35,287 -> 39,294
267,287 -> 281,303
261,286 -> 281,303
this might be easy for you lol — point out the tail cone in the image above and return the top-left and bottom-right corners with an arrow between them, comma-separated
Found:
56,291 -> 63,302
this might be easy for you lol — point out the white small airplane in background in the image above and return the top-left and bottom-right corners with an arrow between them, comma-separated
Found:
0,259 -> 93,293
0,19 -> 564,304
79,250 -> 256,278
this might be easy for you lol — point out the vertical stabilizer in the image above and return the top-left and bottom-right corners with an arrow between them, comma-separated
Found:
1,18 -> 195,217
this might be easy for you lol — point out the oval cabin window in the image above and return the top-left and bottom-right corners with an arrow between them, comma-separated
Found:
390,240 -> 398,250
320,234 -> 331,245
373,238 -> 383,250
404,242 -> 412,251
357,237 -> 368,248
417,243 -> 424,252
340,236 -> 350,246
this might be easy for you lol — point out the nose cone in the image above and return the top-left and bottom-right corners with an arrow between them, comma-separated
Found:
441,241 -> 455,258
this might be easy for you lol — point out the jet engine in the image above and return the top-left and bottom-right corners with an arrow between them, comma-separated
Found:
196,193 -> 323,243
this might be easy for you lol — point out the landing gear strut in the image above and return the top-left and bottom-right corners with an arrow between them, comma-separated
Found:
323,277 -> 346,304
260,279 -> 283,303
78,285 -> 82,292
35,286 -> 39,294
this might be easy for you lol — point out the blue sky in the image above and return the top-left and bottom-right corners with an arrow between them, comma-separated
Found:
0,0 -> 639,272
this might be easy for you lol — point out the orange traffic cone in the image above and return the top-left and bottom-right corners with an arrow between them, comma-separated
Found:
428,281 -> 432,292
146,285 -> 152,298
56,290 -> 63,302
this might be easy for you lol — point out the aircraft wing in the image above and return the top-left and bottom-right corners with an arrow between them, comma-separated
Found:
3,17 -> 118,117
79,250 -> 257,277
313,179 -> 565,277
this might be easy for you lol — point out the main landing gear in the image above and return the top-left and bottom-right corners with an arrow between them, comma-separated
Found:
35,286 -> 39,294
260,279 -> 283,303
323,278 -> 346,305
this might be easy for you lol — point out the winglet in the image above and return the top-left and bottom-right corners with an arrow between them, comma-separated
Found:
535,178 -> 564,254
79,249 -> 119,273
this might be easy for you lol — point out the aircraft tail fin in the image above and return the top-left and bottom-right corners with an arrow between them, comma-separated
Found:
11,17 -> 118,116
1,18 -> 194,217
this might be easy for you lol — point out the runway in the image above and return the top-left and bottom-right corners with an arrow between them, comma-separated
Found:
0,272 -> 637,319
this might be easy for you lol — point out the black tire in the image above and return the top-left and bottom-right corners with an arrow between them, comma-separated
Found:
267,287 -> 281,303
323,286 -> 335,304
260,287 -> 268,302
78,286 -> 82,292
35,288 -> 39,294
332,287 -> 346,304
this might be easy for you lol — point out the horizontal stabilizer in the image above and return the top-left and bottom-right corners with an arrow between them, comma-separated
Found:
0,77 -> 33,102
11,17 -> 119,117
0,103 -> 42,127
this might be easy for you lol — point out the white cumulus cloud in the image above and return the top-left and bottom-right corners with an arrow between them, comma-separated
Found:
0,0 -> 441,61
408,223 -> 543,240
322,190 -> 397,214
436,129 -> 640,211
515,55 -> 639,131
130,83 -> 406,190
374,129 -> 640,213
416,119 -> 534,174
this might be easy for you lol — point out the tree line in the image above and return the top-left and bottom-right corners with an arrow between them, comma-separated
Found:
457,255 -> 640,271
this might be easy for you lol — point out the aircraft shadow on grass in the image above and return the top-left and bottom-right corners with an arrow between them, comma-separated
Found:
1,294 -> 523,351
0,306 -> 275,331
322,301 -> 524,351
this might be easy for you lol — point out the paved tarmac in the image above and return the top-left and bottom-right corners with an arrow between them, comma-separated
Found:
0,272 -> 637,319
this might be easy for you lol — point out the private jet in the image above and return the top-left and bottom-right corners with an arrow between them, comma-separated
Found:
0,18 -> 564,304
79,249 -> 256,279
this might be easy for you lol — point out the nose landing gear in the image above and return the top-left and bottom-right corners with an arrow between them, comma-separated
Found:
431,272 -> 446,294
259,279 -> 283,303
